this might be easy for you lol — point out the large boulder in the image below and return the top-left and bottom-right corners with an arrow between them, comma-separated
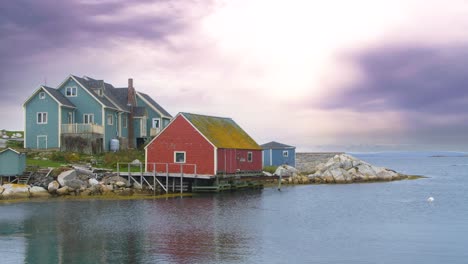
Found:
56,186 -> 70,196
89,178 -> 99,186
48,181 -> 60,193
102,176 -> 128,186
29,186 -> 50,197
57,170 -> 77,187
1,184 -> 30,199
274,165 -> 299,177
65,179 -> 87,191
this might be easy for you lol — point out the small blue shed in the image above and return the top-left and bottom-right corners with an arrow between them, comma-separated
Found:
0,148 -> 26,176
261,141 -> 296,167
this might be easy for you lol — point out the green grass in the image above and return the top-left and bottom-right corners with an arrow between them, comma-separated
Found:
27,158 -> 65,168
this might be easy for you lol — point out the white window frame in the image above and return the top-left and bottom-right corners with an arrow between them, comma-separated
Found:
96,89 -> 103,96
283,150 -> 289,157
39,92 -> 45,99
83,114 -> 94,124
107,114 -> 113,125
67,112 -> 74,124
37,112 -> 48,124
174,151 -> 186,163
141,117 -> 147,137
247,151 -> 253,162
66,87 -> 77,97
122,115 -> 128,128
152,118 -> 161,128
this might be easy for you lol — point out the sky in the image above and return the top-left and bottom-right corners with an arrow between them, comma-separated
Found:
1,0 -> 468,152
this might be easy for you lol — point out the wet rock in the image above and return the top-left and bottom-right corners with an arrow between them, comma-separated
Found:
48,181 -> 60,193
1,184 -> 30,198
29,186 -> 50,197
56,186 -> 70,196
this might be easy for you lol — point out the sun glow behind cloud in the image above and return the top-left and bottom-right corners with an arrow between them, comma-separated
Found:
2,0 -> 468,150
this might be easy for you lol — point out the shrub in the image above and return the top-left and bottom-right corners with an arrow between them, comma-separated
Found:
263,166 -> 278,173
101,149 -> 144,168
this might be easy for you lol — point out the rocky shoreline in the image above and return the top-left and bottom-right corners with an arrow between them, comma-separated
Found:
275,154 -> 423,185
0,167 -> 152,200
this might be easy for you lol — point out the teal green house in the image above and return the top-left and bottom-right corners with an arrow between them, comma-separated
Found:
23,75 -> 172,153
0,148 -> 26,176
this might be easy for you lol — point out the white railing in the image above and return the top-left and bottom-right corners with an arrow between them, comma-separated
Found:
150,127 -> 161,136
61,123 -> 104,134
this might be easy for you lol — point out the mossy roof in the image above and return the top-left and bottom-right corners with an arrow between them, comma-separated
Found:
181,113 -> 262,150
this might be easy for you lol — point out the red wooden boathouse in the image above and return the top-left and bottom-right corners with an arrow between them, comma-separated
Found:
145,113 -> 262,177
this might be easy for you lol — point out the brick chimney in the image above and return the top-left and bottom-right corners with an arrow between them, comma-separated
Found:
127,78 -> 136,148
127,78 -> 136,106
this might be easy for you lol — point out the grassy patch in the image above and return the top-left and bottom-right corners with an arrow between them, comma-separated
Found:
26,158 -> 66,168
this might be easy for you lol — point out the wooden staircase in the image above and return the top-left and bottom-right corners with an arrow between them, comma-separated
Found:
16,172 -> 33,185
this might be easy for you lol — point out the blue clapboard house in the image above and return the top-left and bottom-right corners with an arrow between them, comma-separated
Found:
261,141 -> 296,167
23,75 -> 172,153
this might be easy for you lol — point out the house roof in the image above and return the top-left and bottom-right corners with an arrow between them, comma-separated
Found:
138,92 -> 172,118
261,141 -> 295,150
133,107 -> 147,117
113,88 -> 132,111
72,75 -> 121,110
181,113 -> 262,150
0,147 -> 23,155
42,87 -> 76,108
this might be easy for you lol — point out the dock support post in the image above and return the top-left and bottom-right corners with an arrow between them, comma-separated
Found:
278,174 -> 282,191
166,164 -> 169,195
180,165 -> 184,194
140,163 -> 143,186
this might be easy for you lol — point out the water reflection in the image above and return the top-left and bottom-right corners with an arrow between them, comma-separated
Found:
0,190 -> 263,264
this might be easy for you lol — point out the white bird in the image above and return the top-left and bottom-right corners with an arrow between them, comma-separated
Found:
427,197 -> 434,202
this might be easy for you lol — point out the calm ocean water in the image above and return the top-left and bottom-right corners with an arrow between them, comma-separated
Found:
1,152 -> 467,264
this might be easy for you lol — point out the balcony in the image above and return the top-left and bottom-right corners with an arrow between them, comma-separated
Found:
150,127 -> 161,137
61,123 -> 104,135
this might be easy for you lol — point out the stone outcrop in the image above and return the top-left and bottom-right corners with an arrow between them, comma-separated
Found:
307,154 -> 405,183
296,152 -> 344,173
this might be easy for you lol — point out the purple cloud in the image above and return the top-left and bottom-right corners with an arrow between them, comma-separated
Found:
321,44 -> 468,114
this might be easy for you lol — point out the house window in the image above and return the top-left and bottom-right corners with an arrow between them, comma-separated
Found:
95,89 -> 103,96
107,114 -> 113,125
152,118 -> 160,128
122,115 -> 128,128
247,152 -> 253,162
83,114 -> 94,124
67,112 -> 73,124
174,151 -> 186,163
39,92 -> 45,99
66,87 -> 77,97
37,112 -> 47,124
283,150 -> 289,157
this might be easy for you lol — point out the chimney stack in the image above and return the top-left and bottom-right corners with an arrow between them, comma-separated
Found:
127,78 -> 136,106
127,78 -> 136,149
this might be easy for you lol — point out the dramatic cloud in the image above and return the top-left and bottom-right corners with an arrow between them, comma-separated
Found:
321,44 -> 468,114
1,0 -> 468,151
